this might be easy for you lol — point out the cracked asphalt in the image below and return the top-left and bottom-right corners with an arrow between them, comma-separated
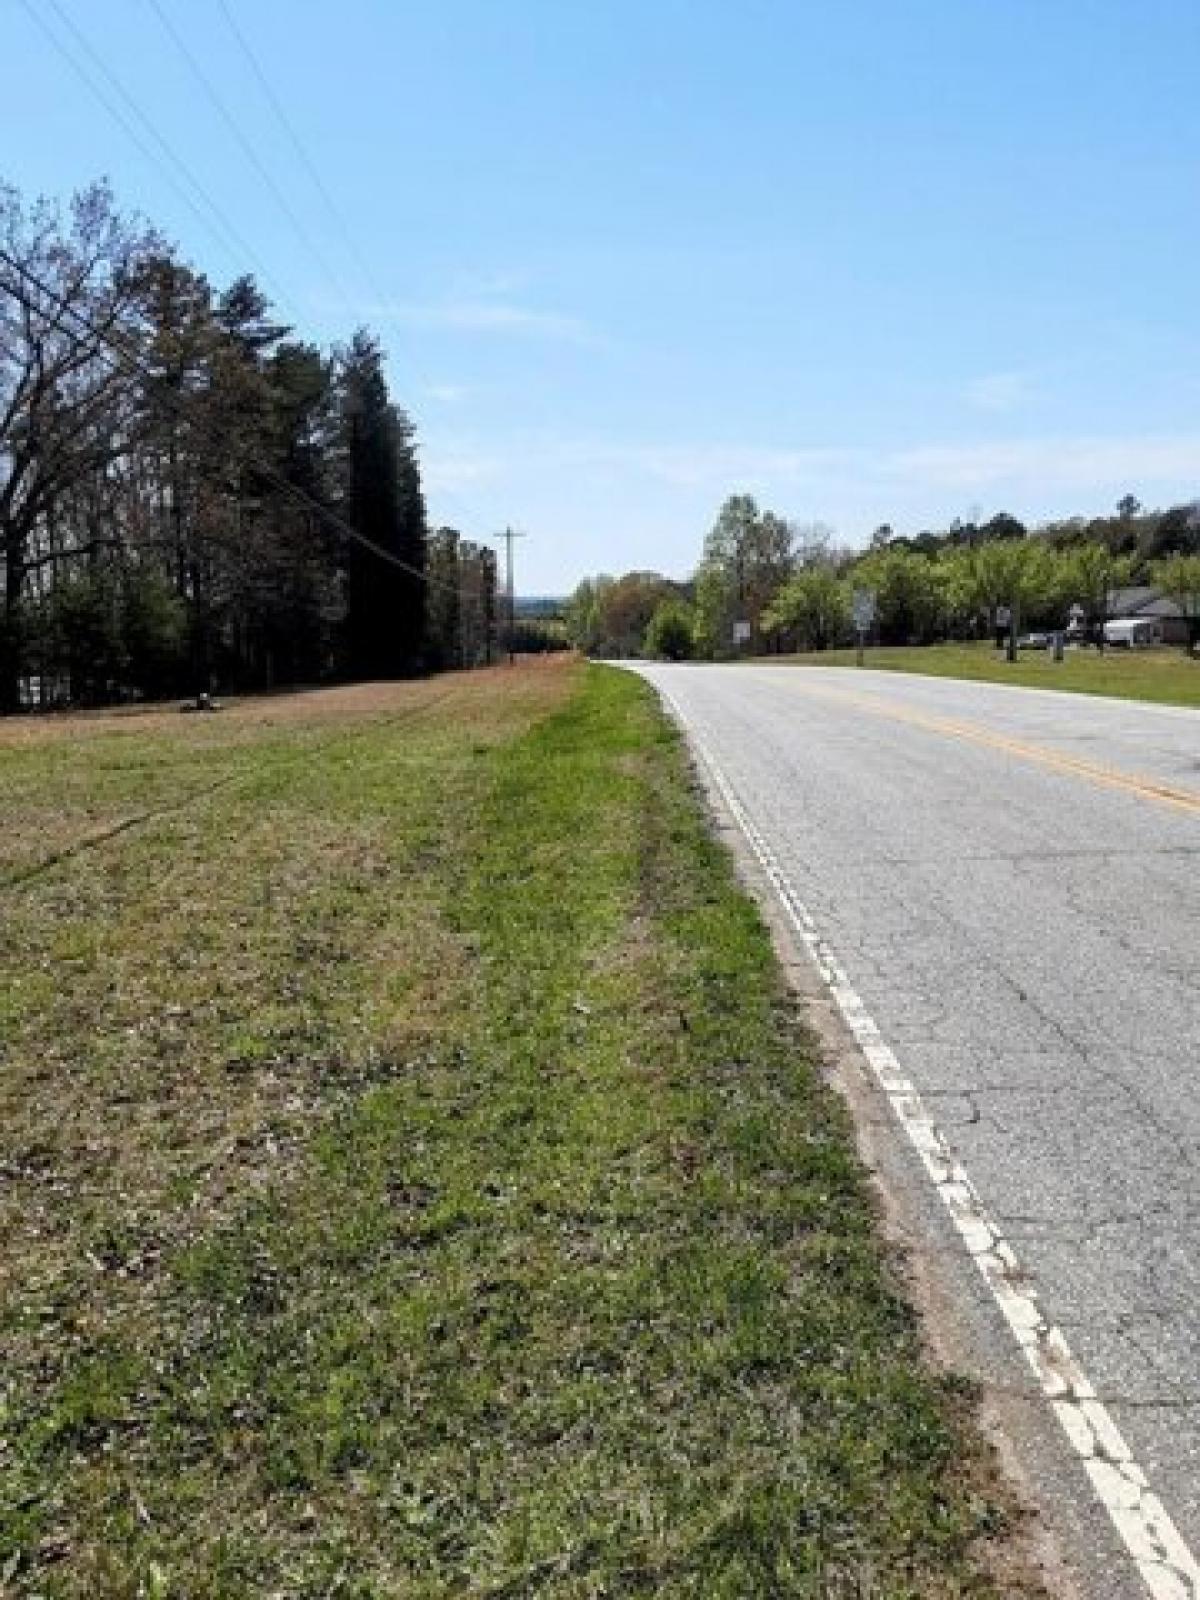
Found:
629,661 -> 1200,1600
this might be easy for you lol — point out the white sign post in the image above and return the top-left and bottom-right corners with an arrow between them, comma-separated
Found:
851,589 -> 876,666
732,619 -> 751,651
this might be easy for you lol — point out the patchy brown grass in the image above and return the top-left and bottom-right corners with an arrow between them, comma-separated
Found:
0,670 -> 558,881
1,660 -> 1032,1598
1,663 -> 573,1515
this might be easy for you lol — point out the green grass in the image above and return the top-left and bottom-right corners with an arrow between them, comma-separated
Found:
769,641 -> 1200,707
0,663 -> 1024,1597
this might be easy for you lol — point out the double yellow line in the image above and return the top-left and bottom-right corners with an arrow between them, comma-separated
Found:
791,681 -> 1200,817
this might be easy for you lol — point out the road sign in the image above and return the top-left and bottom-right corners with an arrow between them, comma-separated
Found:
732,620 -> 751,645
852,589 -> 876,630
852,588 -> 876,667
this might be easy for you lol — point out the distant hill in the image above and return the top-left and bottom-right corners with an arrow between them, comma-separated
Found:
514,595 -> 567,618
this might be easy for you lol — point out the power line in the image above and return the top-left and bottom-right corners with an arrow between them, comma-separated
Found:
150,0 -> 491,537
213,0 -> 384,307
20,0 -> 294,314
0,245 -> 462,601
21,0 -> 499,543
208,0 -> 498,540
146,0 -> 357,316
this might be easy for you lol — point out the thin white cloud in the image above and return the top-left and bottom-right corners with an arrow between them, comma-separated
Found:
882,433 -> 1200,492
444,269 -> 529,298
424,428 -> 1200,520
419,427 -> 1200,589
964,371 -> 1031,413
497,438 -> 856,488
422,449 -> 503,492
384,299 -> 595,342
618,443 -> 856,488
563,431 -> 1200,498
424,381 -> 470,403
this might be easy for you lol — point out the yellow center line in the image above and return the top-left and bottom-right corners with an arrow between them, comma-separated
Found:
783,681 -> 1200,817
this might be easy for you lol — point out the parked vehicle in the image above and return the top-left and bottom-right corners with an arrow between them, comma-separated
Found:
1018,632 -> 1052,649
1103,617 -> 1163,648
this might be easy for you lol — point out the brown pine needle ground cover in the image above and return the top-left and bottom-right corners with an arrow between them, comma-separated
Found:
1,660 -> 1029,1597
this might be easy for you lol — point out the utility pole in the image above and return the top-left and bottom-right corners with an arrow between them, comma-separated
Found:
493,527 -> 526,664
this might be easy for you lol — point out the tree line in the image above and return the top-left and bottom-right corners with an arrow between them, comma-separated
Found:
0,180 -> 498,710
566,493 -> 1200,660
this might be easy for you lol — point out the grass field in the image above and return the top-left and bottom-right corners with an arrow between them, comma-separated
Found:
770,641 -> 1200,707
0,660 -> 1027,1598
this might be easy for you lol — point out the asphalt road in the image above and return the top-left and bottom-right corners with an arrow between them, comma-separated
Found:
630,662 -> 1200,1600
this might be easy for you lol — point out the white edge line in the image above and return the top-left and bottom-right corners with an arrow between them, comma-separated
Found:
653,680 -> 1200,1600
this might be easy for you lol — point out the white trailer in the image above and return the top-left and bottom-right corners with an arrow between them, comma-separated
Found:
1103,617 -> 1163,648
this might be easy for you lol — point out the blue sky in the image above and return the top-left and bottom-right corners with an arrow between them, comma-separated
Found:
4,0 -> 1199,591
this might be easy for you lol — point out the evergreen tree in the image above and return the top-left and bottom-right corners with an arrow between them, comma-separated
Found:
338,331 -> 427,679
0,180 -> 480,708
425,526 -> 462,669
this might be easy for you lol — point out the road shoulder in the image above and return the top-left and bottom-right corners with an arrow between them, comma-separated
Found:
664,678 -> 1141,1600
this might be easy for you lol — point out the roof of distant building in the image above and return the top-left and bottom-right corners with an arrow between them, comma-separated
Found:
1106,585 -> 1185,619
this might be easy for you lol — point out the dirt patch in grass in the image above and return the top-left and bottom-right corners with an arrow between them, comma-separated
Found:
1,660 -> 1037,1596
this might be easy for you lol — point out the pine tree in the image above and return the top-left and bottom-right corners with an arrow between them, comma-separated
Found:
337,331 -> 427,679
